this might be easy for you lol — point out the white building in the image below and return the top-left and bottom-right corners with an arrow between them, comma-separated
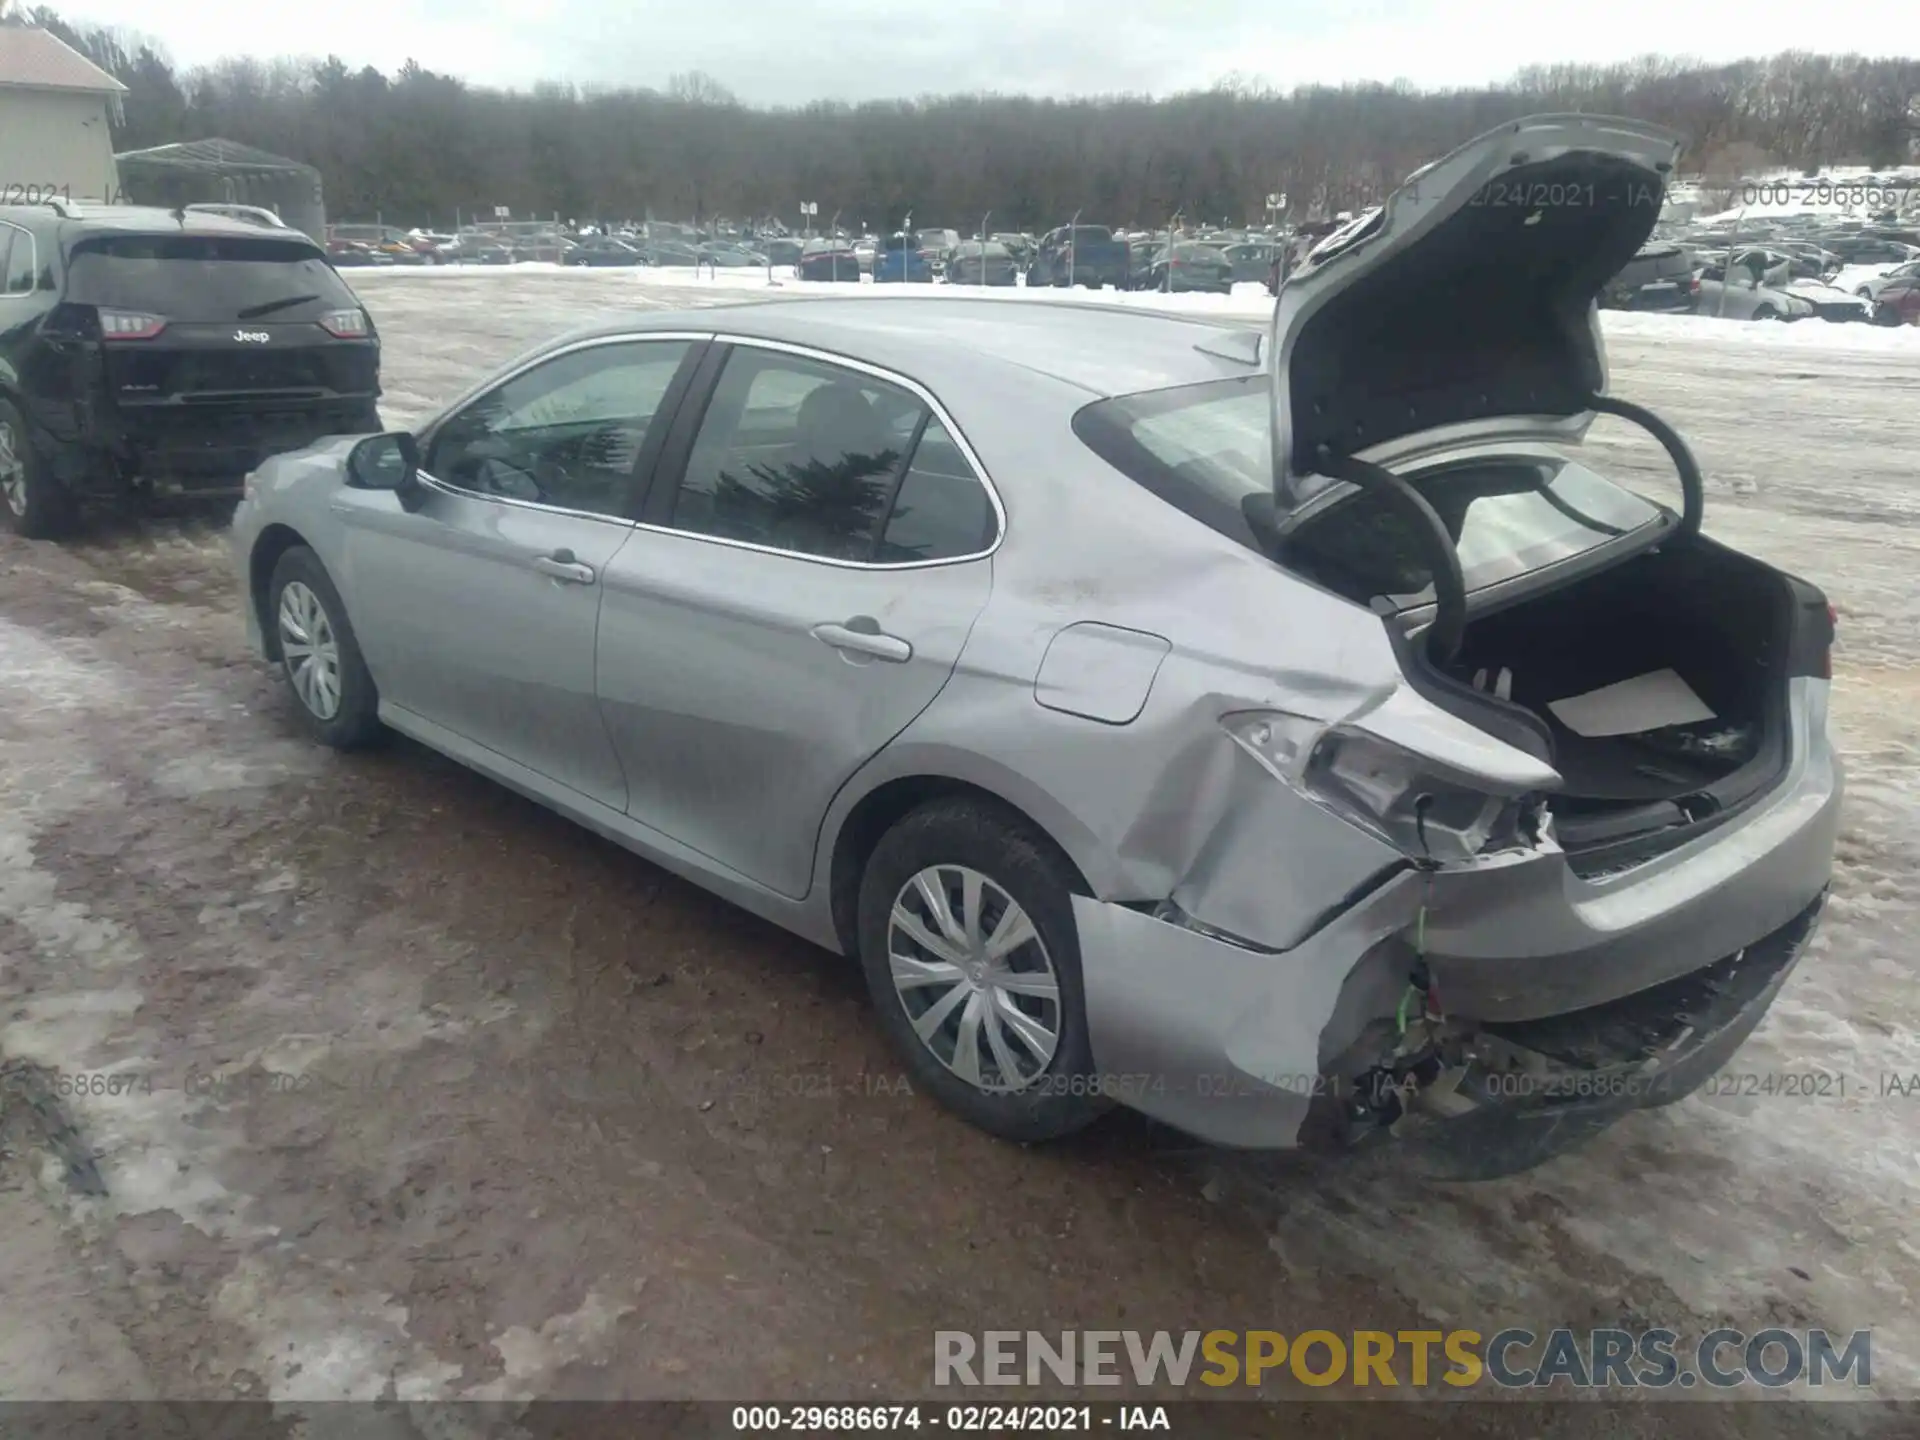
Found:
0,27 -> 126,204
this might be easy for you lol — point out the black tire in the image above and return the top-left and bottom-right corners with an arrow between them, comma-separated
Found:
857,797 -> 1109,1143
346,401 -> 383,433
0,399 -> 79,540
1753,307 -> 1782,321
266,546 -> 383,749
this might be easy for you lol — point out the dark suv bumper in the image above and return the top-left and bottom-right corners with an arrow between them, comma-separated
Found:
95,399 -> 378,494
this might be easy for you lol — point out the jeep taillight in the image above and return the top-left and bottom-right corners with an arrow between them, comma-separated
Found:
319,308 -> 371,339
98,308 -> 167,339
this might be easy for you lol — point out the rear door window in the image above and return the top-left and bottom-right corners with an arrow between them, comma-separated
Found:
668,349 -> 920,560
666,348 -> 995,564
64,235 -> 358,322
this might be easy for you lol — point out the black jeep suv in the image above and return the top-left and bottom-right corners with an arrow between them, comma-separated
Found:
0,202 -> 381,537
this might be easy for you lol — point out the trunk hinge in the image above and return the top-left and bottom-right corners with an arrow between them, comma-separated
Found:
1585,392 -> 1705,540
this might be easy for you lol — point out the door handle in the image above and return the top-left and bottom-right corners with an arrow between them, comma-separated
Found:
812,618 -> 912,663
532,549 -> 596,585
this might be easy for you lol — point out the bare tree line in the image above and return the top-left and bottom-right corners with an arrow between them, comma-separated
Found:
17,8 -> 1920,229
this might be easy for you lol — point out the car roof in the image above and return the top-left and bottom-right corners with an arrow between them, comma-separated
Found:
29,204 -> 319,244
556,296 -> 1257,398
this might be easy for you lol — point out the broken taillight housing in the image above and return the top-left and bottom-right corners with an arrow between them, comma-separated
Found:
1222,710 -> 1536,863
318,307 -> 371,339
98,308 -> 167,339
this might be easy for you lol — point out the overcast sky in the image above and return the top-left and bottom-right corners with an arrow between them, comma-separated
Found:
58,0 -> 1918,106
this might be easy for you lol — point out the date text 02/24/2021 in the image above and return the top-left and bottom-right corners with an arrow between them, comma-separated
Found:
0,183 -> 140,206
730,1405 -> 1170,1432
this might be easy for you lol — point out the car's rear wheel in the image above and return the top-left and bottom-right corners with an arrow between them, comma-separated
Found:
0,400 -> 78,540
1753,306 -> 1783,321
267,546 -> 383,749
857,797 -> 1109,1143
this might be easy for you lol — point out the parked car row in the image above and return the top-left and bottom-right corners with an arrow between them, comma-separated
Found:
324,206 -> 1920,326
1599,237 -> 1915,323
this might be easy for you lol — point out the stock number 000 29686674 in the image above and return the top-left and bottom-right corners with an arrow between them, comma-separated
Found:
732,1405 -> 1104,1431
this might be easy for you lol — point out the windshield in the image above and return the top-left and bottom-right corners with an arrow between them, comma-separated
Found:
1073,375 -> 1664,602
65,234 -> 357,322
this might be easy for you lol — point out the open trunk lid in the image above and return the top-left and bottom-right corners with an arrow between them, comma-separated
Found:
1267,114 -> 1683,527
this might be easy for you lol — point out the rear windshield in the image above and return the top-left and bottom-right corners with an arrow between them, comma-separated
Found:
1067,226 -> 1113,244
66,234 -> 356,322
1074,375 -> 1664,602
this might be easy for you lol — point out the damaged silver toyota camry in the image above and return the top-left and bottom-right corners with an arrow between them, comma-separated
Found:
232,114 -> 1839,1179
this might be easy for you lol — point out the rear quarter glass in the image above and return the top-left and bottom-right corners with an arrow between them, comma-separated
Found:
63,234 -> 361,323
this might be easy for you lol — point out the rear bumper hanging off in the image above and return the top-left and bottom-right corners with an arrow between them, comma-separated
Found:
1068,682 -> 1839,1169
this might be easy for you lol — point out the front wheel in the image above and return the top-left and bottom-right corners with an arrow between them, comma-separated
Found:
267,546 -> 383,749
857,797 -> 1109,1143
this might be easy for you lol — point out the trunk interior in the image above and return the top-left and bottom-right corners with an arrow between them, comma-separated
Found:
1425,539 -> 1805,869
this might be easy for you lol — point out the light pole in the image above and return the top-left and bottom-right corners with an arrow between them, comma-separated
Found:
828,209 -> 842,280
1718,208 -> 1746,319
1067,208 -> 1082,288
977,210 -> 992,285
1265,191 -> 1288,289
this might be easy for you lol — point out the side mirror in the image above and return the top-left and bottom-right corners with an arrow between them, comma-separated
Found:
346,431 -> 424,510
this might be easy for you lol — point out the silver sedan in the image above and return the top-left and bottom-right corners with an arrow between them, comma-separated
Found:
232,115 -> 1840,1178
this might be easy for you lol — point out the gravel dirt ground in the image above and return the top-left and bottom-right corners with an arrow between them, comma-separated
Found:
0,270 -> 1915,1436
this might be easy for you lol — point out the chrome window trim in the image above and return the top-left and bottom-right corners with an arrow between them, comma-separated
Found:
410,328 -> 1008,571
0,222 -> 37,299
635,332 -> 1006,572
414,331 -> 714,526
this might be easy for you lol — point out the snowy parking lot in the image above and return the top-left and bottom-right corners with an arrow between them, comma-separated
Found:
1,267 -> 1916,1429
